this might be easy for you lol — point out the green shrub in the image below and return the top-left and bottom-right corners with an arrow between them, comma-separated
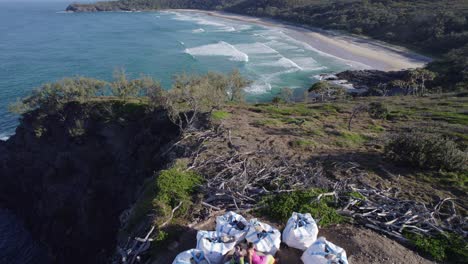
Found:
155,164 -> 203,210
405,232 -> 468,263
368,102 -> 389,119
384,132 -> 467,172
259,190 -> 344,227
125,162 -> 203,232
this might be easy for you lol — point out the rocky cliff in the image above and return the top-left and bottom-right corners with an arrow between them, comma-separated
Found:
0,101 -> 179,263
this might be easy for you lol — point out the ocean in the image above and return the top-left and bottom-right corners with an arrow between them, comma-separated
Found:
0,1 -> 361,140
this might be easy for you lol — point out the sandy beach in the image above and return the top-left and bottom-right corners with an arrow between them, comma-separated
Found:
173,9 -> 432,71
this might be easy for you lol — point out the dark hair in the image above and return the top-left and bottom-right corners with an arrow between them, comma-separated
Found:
248,242 -> 255,249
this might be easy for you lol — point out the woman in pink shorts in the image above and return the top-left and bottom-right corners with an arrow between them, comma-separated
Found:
247,242 -> 276,264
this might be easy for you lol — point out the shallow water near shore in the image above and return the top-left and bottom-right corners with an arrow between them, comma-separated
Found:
0,1 -> 365,138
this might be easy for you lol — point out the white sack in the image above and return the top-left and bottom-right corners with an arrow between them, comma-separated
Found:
172,249 -> 211,264
196,230 -> 236,264
245,218 -> 281,255
301,237 -> 348,264
215,211 -> 249,243
282,212 -> 318,250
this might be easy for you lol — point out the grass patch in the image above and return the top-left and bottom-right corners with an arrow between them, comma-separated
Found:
429,111 -> 468,126
335,130 -> 367,147
290,139 -> 316,150
124,162 -> 203,232
259,189 -> 344,227
211,110 -> 231,120
368,124 -> 385,133
317,104 -> 342,113
404,232 -> 468,263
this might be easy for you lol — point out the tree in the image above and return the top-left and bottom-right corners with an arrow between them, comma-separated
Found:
348,104 -> 368,131
280,87 -> 293,103
141,75 -> 165,108
408,69 -> 436,96
391,79 -> 413,95
162,70 -> 250,131
110,68 -> 141,100
308,81 -> 329,101
227,69 -> 250,103
10,77 -> 106,114
368,102 -> 388,119
272,96 -> 283,108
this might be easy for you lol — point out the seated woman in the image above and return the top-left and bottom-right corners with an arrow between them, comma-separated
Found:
247,242 -> 276,264
227,245 -> 245,264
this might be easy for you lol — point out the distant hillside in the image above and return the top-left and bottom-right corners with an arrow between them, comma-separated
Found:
67,0 -> 468,89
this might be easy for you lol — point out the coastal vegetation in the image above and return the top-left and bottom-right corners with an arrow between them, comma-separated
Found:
259,189 -> 344,227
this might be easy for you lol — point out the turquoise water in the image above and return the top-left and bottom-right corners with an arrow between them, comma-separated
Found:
0,1 -> 355,139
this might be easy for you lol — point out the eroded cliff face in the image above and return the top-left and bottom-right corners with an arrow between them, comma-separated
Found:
0,101 -> 179,263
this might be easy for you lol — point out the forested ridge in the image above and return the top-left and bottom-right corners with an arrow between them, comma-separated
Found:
68,0 -> 468,89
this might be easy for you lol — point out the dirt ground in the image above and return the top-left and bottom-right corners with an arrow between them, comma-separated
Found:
150,101 -> 465,263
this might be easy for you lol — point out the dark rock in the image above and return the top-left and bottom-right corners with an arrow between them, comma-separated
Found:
0,101 -> 180,264
336,70 -> 407,88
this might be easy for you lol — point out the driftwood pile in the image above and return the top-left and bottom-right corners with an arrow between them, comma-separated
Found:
340,184 -> 467,242
115,127 -> 466,263
188,129 -> 466,238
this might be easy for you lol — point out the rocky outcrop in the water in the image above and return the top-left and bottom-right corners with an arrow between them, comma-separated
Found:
0,101 -> 179,263
66,3 -> 132,12
336,70 -> 408,95
336,70 -> 407,88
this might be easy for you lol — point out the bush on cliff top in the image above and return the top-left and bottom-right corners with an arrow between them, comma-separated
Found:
259,189 -> 344,227
125,162 -> 203,232
384,131 -> 467,172
404,232 -> 468,263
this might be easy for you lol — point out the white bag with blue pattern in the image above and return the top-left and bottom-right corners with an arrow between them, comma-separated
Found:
172,249 -> 211,264
196,230 -> 236,264
215,211 -> 249,243
282,212 -> 318,250
245,218 -> 281,255
301,237 -> 348,264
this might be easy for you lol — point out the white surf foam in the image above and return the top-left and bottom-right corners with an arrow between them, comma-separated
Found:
185,41 -> 249,62
172,12 -> 229,29
0,133 -> 12,141
246,81 -> 272,94
216,26 -> 236,32
234,43 -> 279,55
258,58 -> 303,71
192,28 -> 205,33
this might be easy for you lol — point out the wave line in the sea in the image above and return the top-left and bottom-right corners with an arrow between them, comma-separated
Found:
184,41 -> 249,62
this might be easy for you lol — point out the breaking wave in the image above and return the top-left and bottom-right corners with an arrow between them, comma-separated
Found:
185,41 -> 249,62
0,132 -> 12,141
234,42 -> 279,55
192,28 -> 205,33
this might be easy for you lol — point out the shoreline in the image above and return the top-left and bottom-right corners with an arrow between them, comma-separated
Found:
171,9 -> 432,71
